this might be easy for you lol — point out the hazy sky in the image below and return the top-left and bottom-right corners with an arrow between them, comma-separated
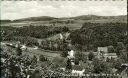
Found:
0,0 -> 127,20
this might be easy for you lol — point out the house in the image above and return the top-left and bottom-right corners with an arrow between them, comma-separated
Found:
97,47 -> 108,53
104,53 -> 117,59
83,51 -> 117,61
67,50 -> 75,59
67,50 -> 75,65
71,65 -> 85,76
97,47 -> 117,60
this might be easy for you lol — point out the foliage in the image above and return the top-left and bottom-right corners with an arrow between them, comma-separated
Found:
2,25 -> 69,39
61,51 -> 68,57
115,42 -> 125,56
66,58 -> 72,70
2,25 -> 69,47
52,56 -> 66,68
112,58 -> 122,70
16,44 -> 22,56
88,51 -> 95,61
39,55 -> 47,62
92,58 -> 112,74
70,23 -> 127,51
108,45 -> 115,53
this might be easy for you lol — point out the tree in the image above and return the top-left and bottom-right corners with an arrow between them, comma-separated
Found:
74,58 -> 79,65
61,51 -> 68,57
62,26 -> 69,32
88,51 -> 95,61
120,50 -> 128,63
116,42 -> 125,56
92,58 -> 112,74
39,55 -> 47,62
126,44 -> 128,51
112,58 -> 122,70
66,58 -> 72,70
52,56 -> 66,68
75,51 -> 83,61
108,45 -> 115,53
16,44 -> 22,56
31,55 -> 38,65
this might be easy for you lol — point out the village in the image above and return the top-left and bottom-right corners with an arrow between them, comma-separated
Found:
1,32 -> 128,78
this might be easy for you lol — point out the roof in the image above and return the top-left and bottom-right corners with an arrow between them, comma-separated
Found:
122,63 -> 128,66
72,65 -> 83,71
83,52 -> 100,56
104,53 -> 117,56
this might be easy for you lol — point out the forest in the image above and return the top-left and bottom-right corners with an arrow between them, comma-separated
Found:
70,22 -> 128,51
1,25 -> 69,46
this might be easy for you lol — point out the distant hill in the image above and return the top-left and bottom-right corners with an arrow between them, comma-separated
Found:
13,16 -> 57,22
69,15 -> 127,23
9,15 -> 127,22
0,20 -> 11,22
1,15 -> 127,26
70,15 -> 127,20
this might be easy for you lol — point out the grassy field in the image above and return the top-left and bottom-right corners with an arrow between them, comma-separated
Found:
1,41 -> 61,60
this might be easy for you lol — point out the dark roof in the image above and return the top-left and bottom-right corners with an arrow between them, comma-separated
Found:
72,65 -> 83,71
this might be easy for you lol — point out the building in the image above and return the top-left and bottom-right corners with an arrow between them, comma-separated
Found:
97,47 -> 108,53
67,50 -> 75,65
68,50 -> 75,59
71,65 -> 85,76
104,53 -> 117,59
97,47 -> 117,60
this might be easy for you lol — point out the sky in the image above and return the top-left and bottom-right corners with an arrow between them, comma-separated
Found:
0,0 -> 127,20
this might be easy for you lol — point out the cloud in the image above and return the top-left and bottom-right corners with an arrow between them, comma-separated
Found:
0,1 -> 127,20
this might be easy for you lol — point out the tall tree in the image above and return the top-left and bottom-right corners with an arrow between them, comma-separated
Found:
88,51 -> 95,61
16,44 -> 22,56
116,42 -> 125,56
39,55 -> 47,62
66,58 -> 72,70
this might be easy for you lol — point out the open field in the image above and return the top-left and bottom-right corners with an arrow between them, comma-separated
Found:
1,41 -> 61,60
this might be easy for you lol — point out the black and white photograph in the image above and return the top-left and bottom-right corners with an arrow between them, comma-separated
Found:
0,0 -> 127,78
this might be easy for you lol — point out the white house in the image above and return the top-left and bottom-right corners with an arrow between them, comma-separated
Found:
68,50 -> 75,59
71,65 -> 85,76
97,47 -> 108,53
67,50 -> 75,65
104,53 -> 117,59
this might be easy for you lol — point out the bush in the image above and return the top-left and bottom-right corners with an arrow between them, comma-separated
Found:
39,55 -> 47,62
88,52 -> 95,61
